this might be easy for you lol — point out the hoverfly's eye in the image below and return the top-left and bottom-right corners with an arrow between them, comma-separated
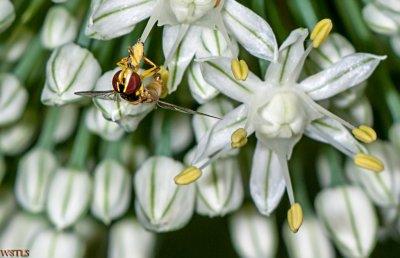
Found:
112,70 -> 122,92
124,72 -> 141,95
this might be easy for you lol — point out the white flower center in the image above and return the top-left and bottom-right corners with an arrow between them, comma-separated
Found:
254,90 -> 307,139
170,0 -> 215,23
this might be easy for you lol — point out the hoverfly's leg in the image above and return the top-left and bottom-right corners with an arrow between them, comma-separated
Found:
141,57 -> 160,79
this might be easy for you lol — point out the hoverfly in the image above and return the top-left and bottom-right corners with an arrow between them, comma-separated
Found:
75,41 -> 220,120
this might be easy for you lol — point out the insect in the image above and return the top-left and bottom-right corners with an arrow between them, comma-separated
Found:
75,41 -> 220,120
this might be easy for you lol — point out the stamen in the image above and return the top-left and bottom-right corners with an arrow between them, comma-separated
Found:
354,153 -> 384,172
140,14 -> 159,43
277,154 -> 295,205
174,166 -> 202,185
231,127 -> 248,148
352,125 -> 377,144
310,19 -> 333,48
287,203 -> 303,233
231,59 -> 249,81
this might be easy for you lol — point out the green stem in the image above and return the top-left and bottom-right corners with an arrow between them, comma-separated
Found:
37,107 -> 60,150
68,113 -> 92,170
287,0 -> 318,29
13,37 -> 45,82
155,114 -> 172,156
101,139 -> 123,161
21,0 -> 47,24
291,154 -> 313,216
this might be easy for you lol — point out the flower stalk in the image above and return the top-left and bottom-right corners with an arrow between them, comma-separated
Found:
13,37 -> 45,83
68,113 -> 92,170
37,107 -> 60,150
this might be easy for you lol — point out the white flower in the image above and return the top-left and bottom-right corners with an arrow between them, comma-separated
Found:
362,0 -> 400,57
0,212 -> 49,249
0,0 -> 15,33
315,186 -> 378,258
109,218 -> 156,258
15,148 -> 58,213
134,156 -> 195,232
0,190 -> 16,227
85,107 -> 124,141
0,73 -> 28,126
0,27 -> 33,62
41,6 -> 79,49
190,27 -> 384,215
88,0 -> 277,95
283,217 -> 335,258
91,159 -> 132,224
47,168 -> 92,230
229,207 -> 278,258
30,230 -> 85,258
151,112 -> 193,154
53,105 -> 79,143
0,114 -> 36,156
93,69 -> 155,132
345,141 -> 400,207
41,43 -> 101,106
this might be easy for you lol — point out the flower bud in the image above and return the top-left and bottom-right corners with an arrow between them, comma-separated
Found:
85,107 -> 124,141
0,27 -> 33,62
315,186 -> 378,258
195,157 -> 243,217
109,218 -> 155,258
0,73 -> 28,126
283,217 -> 335,258
93,69 -> 155,132
0,212 -> 49,248
41,6 -> 78,49
41,43 -> 101,106
170,0 -> 215,23
363,3 -> 398,35
152,112 -> 193,154
311,19 -> 333,48
391,35 -> 400,57
389,123 -> 400,149
15,148 -> 58,213
0,0 -> 15,33
53,105 -> 79,143
0,113 -> 36,155
346,141 -> 400,207
30,230 -> 85,258
47,168 -> 92,230
229,207 -> 278,258
134,156 -> 195,232
0,190 -> 16,227
91,159 -> 131,224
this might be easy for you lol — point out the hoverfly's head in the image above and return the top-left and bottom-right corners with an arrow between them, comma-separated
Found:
112,69 -> 142,95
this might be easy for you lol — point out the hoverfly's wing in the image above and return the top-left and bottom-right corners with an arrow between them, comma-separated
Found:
157,100 -> 221,120
75,90 -> 118,101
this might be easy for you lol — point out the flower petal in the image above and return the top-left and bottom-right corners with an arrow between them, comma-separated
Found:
188,62 -> 219,104
363,3 -> 398,35
299,53 -> 385,101
305,116 -> 365,157
0,74 -> 28,126
265,28 -> 308,84
191,104 -> 249,164
85,107 -> 124,141
87,0 -> 157,40
0,0 -> 15,33
250,141 -> 285,216
195,27 -> 239,59
222,0 -> 278,61
201,57 -> 262,103
163,25 -> 201,93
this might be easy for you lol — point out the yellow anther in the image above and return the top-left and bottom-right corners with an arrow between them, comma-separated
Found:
352,125 -> 377,144
231,59 -> 249,81
131,41 -> 144,66
158,66 -> 169,98
214,0 -> 221,8
287,203 -> 303,233
231,128 -> 248,148
354,153 -> 384,173
310,18 -> 333,48
174,166 -> 202,185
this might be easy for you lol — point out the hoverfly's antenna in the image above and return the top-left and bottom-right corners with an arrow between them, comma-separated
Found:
157,100 -> 221,120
